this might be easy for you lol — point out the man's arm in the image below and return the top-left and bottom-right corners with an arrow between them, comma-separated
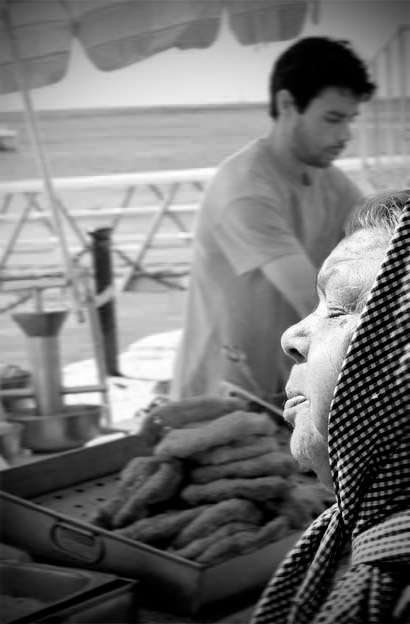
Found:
215,190 -> 319,317
262,254 -> 318,318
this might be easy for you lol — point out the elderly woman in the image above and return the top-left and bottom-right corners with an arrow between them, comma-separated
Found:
251,189 -> 410,624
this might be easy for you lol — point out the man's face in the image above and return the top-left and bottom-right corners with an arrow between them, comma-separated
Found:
289,87 -> 361,167
281,229 -> 388,489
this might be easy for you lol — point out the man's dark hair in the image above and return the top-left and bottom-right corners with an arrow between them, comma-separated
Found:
269,37 -> 376,119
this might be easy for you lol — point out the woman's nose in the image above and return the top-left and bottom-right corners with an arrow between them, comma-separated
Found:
281,319 -> 309,363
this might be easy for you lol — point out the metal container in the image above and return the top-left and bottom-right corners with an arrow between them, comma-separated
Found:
0,421 -> 22,462
0,368 -> 31,413
0,561 -> 138,623
12,311 -> 67,416
0,435 -> 300,615
9,405 -> 102,452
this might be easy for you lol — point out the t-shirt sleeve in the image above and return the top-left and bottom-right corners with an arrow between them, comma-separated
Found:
214,193 -> 306,275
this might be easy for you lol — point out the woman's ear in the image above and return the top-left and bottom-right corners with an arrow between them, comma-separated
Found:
276,89 -> 296,118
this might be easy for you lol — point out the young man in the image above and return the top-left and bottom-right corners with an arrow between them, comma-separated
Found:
171,37 -> 376,402
252,189 -> 410,624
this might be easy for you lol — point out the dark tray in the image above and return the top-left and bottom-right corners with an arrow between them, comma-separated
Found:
0,435 -> 299,615
0,560 -> 138,623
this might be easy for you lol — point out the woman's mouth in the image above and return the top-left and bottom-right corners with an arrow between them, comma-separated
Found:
283,395 -> 309,426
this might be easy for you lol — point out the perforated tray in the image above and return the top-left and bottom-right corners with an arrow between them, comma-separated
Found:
31,470 -> 122,523
0,435 -> 299,615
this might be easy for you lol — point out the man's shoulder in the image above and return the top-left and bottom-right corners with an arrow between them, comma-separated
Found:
214,137 -> 283,191
218,137 -> 265,170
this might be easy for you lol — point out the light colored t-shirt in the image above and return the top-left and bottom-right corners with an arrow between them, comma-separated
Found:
171,136 -> 363,400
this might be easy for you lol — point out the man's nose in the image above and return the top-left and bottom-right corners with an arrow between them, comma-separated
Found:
281,320 -> 309,363
338,121 -> 353,144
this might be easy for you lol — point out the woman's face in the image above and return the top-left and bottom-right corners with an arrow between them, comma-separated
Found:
281,229 -> 389,488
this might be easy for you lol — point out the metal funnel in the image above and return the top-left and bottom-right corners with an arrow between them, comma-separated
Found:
13,311 -> 68,416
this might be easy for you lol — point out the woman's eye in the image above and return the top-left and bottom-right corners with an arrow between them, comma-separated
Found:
327,308 -> 346,319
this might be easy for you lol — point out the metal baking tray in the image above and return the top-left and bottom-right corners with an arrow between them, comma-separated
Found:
0,435 -> 299,615
0,560 -> 138,623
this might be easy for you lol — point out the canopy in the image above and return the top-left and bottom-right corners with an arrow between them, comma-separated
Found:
0,0 -> 315,94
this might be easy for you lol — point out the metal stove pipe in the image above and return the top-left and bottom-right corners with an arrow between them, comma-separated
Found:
12,311 -> 68,416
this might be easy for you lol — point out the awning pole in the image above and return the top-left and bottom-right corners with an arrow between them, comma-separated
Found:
2,6 -> 84,321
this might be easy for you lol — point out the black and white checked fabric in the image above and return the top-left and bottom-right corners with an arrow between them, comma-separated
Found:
251,202 -> 410,624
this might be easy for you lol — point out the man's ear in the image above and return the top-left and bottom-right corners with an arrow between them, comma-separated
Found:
276,89 -> 296,118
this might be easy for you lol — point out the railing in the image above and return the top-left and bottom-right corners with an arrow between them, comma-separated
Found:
0,169 -> 214,293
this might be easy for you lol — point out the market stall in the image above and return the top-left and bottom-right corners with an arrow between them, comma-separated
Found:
0,1 -> 323,620
1,387 -> 333,623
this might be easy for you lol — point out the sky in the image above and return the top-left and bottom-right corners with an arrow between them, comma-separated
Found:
1,0 -> 409,111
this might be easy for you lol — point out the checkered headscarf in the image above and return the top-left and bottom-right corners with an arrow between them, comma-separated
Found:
251,201 -> 410,624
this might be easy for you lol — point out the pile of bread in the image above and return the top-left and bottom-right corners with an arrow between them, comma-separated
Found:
91,397 -> 333,566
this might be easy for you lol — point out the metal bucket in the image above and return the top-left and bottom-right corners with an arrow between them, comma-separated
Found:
9,405 -> 102,452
